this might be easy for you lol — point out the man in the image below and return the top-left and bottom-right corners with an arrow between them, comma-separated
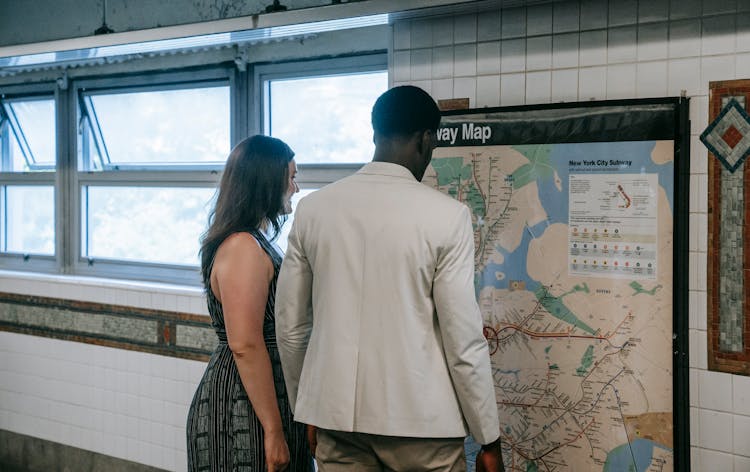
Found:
275,85 -> 504,472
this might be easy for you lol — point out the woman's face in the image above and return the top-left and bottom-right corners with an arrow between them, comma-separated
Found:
282,159 -> 299,214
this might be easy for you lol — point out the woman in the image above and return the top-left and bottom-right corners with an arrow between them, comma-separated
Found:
187,135 -> 312,471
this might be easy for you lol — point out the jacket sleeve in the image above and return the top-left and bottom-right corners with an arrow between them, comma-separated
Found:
274,207 -> 313,413
433,205 -> 500,445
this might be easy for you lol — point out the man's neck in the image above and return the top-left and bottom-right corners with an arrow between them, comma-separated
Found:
372,141 -> 423,180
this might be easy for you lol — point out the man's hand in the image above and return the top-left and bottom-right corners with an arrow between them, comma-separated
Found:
476,449 -> 505,472
476,437 -> 505,472
306,424 -> 317,458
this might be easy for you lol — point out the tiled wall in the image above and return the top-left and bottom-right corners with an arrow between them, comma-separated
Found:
0,272 -> 209,471
390,0 -> 749,470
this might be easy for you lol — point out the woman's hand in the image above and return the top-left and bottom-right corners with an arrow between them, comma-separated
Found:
264,430 -> 290,472
306,424 -> 318,457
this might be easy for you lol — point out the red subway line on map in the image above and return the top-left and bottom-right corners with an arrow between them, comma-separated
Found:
487,311 -> 632,350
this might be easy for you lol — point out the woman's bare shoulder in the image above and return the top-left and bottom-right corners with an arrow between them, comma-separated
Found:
214,233 -> 273,276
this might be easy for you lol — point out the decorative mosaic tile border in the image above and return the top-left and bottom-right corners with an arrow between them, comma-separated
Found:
707,79 -> 750,375
0,291 -> 213,361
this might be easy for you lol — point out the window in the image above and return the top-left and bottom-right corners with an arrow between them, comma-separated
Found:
264,71 -> 387,164
257,55 -> 388,251
73,70 -> 231,283
81,186 -> 216,266
79,85 -> 230,170
0,90 -> 57,267
2,98 -> 56,172
0,55 -> 387,284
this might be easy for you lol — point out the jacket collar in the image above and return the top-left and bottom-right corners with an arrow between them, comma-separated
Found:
357,161 -> 417,181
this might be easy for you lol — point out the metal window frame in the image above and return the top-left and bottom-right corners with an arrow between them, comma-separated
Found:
71,66 -> 234,285
0,83 -> 58,272
77,74 -> 232,172
253,53 -> 387,187
0,53 -> 386,285
1,96 -> 57,171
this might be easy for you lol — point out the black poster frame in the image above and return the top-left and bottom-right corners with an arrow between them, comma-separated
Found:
436,97 -> 690,472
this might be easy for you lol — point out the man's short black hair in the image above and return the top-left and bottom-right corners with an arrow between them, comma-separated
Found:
371,85 -> 441,138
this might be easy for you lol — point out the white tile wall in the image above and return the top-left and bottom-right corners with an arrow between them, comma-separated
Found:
526,36 -> 551,71
431,17 -> 453,47
579,30 -> 607,66
477,41 -> 501,75
527,4 -> 552,36
551,69 -> 579,102
390,0 -> 750,469
0,271 -> 208,469
500,73 -> 526,106
608,26 -> 637,63
669,19 -> 702,58
454,43 -> 477,76
525,70 -> 552,104
639,0 -> 670,23
552,32 -> 579,68
553,1 -> 580,33
0,331 -> 206,471
477,11 -> 501,42
609,0 -> 638,27
501,7 -> 525,39
454,14 -> 477,44
675,0 -> 704,19
637,23 -> 669,61
578,66 -> 607,100
476,75 -> 501,108
432,46 -> 454,79
580,0 -> 608,30
636,60 -> 668,97
606,63 -> 637,98
454,77 -> 477,105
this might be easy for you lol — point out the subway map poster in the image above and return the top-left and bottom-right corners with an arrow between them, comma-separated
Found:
424,102 -> 687,472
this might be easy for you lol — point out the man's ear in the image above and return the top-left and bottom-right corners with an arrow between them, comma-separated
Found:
415,129 -> 431,155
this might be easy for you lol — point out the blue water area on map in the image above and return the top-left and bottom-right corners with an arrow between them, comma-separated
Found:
534,142 -> 675,228
603,438 -> 672,472
496,368 -> 521,382
480,219 -> 546,292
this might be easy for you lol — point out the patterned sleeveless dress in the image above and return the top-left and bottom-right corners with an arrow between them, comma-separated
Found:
186,230 -> 313,471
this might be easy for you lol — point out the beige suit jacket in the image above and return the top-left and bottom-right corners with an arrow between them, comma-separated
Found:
275,161 -> 500,444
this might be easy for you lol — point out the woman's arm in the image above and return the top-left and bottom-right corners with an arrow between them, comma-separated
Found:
212,233 -> 289,471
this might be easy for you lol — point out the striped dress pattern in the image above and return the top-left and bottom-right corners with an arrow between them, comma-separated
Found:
186,230 -> 313,471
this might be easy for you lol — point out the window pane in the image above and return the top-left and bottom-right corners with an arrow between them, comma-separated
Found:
276,188 -> 315,254
4,99 -> 55,172
266,71 -> 387,164
82,186 -> 215,265
4,185 -> 54,255
83,86 -> 229,167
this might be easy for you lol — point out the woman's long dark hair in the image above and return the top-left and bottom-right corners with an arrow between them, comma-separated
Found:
200,135 -> 294,286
